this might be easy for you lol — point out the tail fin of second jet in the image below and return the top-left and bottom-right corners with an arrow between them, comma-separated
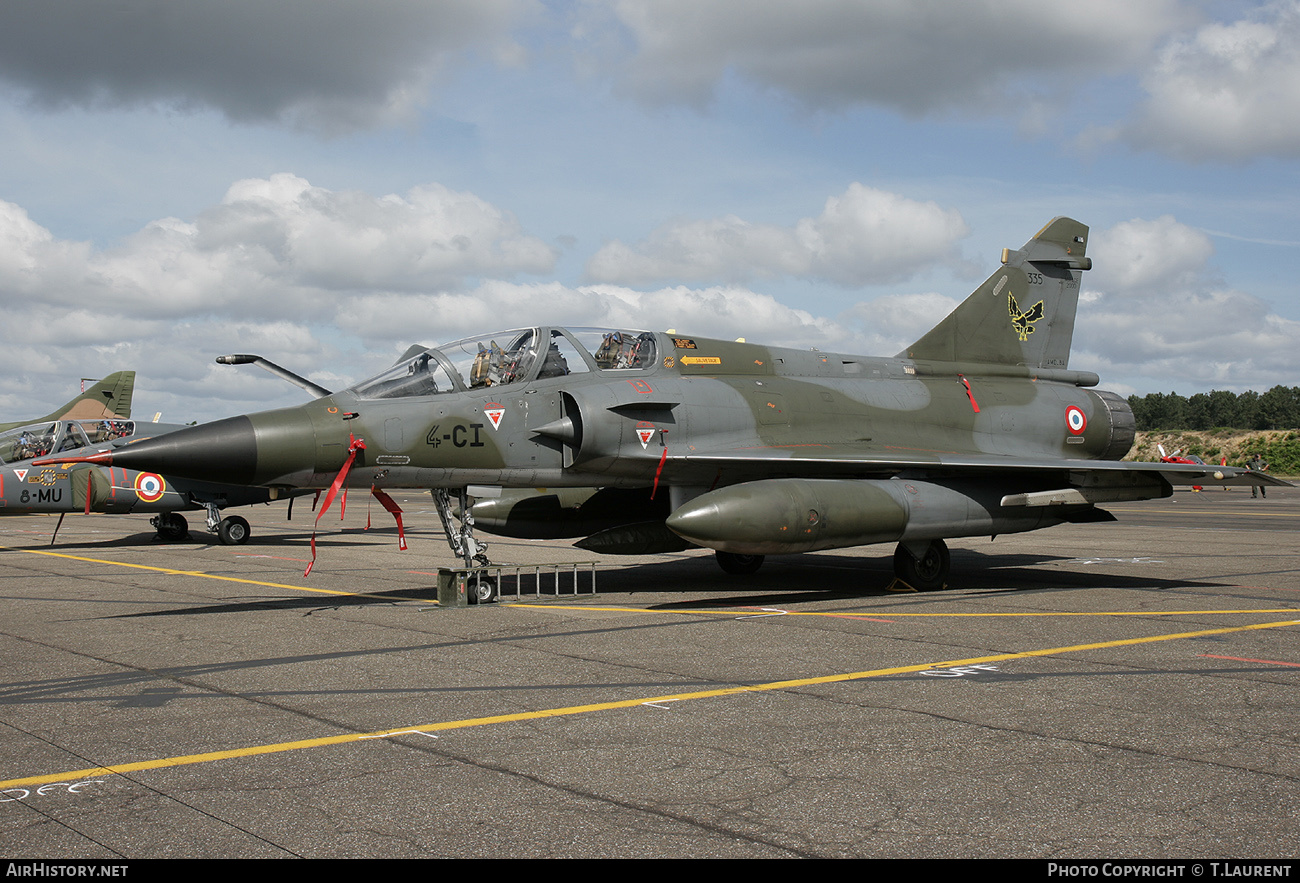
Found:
26,370 -> 136,426
903,217 -> 1091,370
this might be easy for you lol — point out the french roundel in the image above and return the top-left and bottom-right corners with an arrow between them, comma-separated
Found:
1065,406 -> 1087,436
133,472 -> 166,503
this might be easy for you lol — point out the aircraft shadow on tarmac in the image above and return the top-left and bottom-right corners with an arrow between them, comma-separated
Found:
19,525 -> 406,551
18,532 -> 1234,617
104,587 -> 447,619
632,548 -> 1233,609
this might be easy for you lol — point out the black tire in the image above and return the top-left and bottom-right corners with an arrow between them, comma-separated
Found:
155,513 -> 189,542
715,551 -> 765,575
893,539 -> 950,591
469,576 -> 497,604
217,516 -> 251,546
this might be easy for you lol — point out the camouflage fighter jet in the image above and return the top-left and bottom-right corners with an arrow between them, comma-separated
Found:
41,218 -> 1287,592
3,419 -> 299,545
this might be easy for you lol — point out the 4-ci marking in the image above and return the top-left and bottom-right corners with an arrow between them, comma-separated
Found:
426,423 -> 485,448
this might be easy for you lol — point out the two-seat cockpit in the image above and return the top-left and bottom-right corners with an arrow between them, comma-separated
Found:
0,419 -> 136,464
349,327 -> 658,400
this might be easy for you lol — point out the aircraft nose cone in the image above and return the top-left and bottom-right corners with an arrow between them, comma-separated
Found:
106,416 -> 260,485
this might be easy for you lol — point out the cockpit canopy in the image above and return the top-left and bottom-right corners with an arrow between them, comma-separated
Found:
0,419 -> 135,464
350,327 -> 657,400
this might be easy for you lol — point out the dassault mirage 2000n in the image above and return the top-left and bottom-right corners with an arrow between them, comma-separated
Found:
40,218 -> 1286,592
4,371 -> 306,545
0,416 -> 307,544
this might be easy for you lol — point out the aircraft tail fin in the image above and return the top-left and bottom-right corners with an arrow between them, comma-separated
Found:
38,371 -> 136,423
902,217 -> 1090,369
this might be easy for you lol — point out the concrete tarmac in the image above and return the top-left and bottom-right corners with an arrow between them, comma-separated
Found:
0,487 -> 1296,858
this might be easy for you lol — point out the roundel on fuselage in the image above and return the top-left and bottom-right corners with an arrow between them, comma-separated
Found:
1065,406 -> 1087,435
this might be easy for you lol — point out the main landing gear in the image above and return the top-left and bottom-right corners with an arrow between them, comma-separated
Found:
433,488 -> 497,603
153,506 -> 251,545
892,539 -> 950,592
151,512 -> 190,542
710,539 -> 952,592
715,551 -> 764,575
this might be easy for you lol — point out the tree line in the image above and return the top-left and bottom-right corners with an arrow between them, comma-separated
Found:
1128,386 -> 1300,431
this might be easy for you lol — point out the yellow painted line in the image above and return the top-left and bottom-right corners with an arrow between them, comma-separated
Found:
2,617 -> 1296,790
1110,507 -> 1300,518
0,546 -> 423,601
507,603 -> 1300,619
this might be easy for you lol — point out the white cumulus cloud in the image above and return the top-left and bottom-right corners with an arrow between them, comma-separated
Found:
0,175 -> 557,419
1087,215 -> 1213,293
585,184 -> 969,286
1129,1 -> 1300,160
334,281 -> 852,357
1075,216 -> 1298,391
840,292 -> 962,357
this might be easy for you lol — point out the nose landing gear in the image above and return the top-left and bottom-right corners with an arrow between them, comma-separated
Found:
201,501 -> 251,545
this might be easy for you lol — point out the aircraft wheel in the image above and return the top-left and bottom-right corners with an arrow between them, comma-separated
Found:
468,576 -> 498,605
154,513 -> 189,542
893,539 -> 949,591
715,551 -> 764,575
217,516 -> 251,546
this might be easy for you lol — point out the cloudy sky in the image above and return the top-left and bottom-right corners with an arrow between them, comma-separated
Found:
1,0 -> 1298,422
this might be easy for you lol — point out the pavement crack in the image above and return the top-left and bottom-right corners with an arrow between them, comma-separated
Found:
381,734 -> 820,858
